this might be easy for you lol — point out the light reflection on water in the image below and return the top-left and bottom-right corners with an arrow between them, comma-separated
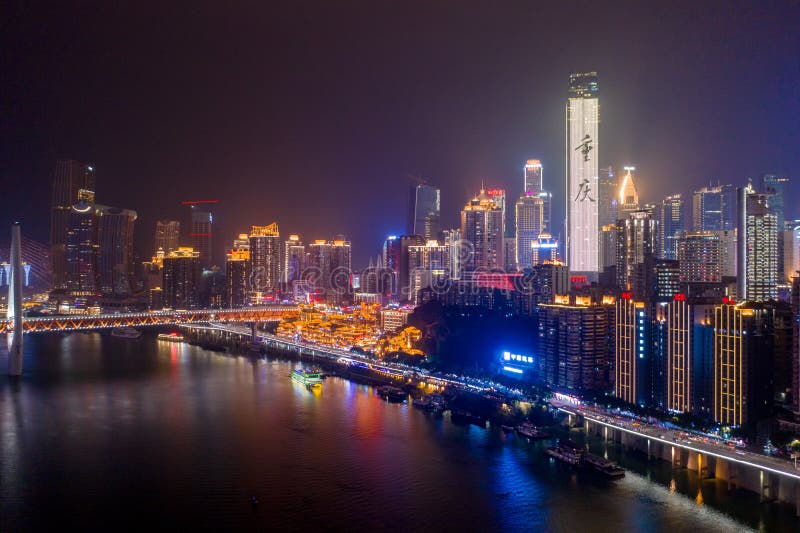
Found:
0,333 -> 787,531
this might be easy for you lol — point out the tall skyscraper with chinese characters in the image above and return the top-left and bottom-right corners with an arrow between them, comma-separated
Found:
461,189 -> 504,271
566,72 -> 600,278
154,220 -> 180,255
408,184 -> 441,241
524,159 -> 543,195
737,185 -> 777,302
249,224 -> 281,302
658,194 -> 684,260
50,160 -> 96,291
692,185 -> 736,232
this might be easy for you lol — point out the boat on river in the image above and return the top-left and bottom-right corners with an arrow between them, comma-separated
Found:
291,369 -> 323,389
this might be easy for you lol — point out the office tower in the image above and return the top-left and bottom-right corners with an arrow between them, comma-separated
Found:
96,206 -> 137,298
658,194 -> 683,260
398,234 -> 424,298
409,184 -> 441,241
761,175 -> 789,279
183,200 -> 216,269
64,198 -> 99,295
566,72 -> 600,278
538,295 -> 612,392
785,221 -> 800,281
737,185 -> 778,301
249,224 -> 281,302
503,236 -> 517,271
538,191 -> 553,233
692,184 -> 736,232
615,295 -> 647,404
653,259 -> 681,300
717,229 -> 737,278
442,229 -> 462,280
461,189 -> 504,271
515,194 -> 545,269
617,167 -> 640,220
328,237 -> 352,299
283,235 -> 305,285
50,160 -> 96,290
408,240 -> 450,305
676,231 -> 722,283
615,210 -> 657,293
531,232 -> 558,265
154,220 -> 180,255
529,260 -> 569,305
226,248 -> 250,308
599,224 -> 617,273
162,247 -> 200,309
524,159 -> 543,195
383,236 -> 401,273
307,240 -> 331,289
713,302 -> 789,428
598,166 -> 618,229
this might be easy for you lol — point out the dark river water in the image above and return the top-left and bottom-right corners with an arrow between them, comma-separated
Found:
0,332 -> 795,531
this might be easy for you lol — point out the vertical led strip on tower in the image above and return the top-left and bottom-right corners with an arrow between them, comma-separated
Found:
566,72 -> 599,278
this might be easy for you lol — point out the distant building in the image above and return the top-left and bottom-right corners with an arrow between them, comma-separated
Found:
676,231 -> 722,283
617,167 -> 640,221
226,248 -> 250,308
615,295 -> 648,405
615,210 -> 657,294
162,247 -> 200,309
658,194 -> 684,260
96,205 -> 137,298
283,234 -> 305,285
737,184 -> 777,302
515,194 -> 545,269
692,184 -> 736,232
50,159 -> 95,291
408,240 -> 449,305
249,224 -> 281,302
531,232 -> 558,266
184,201 -> 215,269
597,166 -> 618,230
154,220 -> 180,255
461,189 -> 504,271
408,184 -> 441,241
524,159 -> 543,195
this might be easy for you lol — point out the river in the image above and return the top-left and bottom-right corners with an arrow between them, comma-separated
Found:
0,332 -> 794,531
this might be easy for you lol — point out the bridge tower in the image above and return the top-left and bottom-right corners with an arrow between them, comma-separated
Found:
7,223 -> 24,376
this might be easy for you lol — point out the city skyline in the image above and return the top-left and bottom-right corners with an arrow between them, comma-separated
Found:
1,2 -> 799,267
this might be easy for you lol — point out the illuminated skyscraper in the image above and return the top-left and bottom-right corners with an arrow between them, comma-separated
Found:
658,194 -> 684,260
614,210 -> 657,293
598,166 -> 618,229
737,185 -> 777,301
761,174 -> 789,279
617,167 -> 640,221
676,231 -> 722,283
461,189 -> 504,271
515,194 -> 545,269
784,221 -> 800,281
96,206 -> 137,298
308,237 -> 352,301
524,159 -> 543,195
615,295 -> 647,405
154,220 -> 180,255
249,224 -> 281,302
408,184 -> 441,241
183,200 -> 216,269
64,198 -> 99,295
566,72 -> 600,278
692,185 -> 736,232
162,247 -> 200,309
408,240 -> 449,305
531,232 -> 559,266
50,160 -> 96,291
226,248 -> 250,308
283,234 -> 305,285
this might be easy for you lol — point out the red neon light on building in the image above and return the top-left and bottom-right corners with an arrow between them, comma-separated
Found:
621,292 -> 632,300
674,293 -> 686,301
722,296 -> 735,305
486,189 -> 505,196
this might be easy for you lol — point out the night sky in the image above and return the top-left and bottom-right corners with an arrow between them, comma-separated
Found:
1,1 -> 798,266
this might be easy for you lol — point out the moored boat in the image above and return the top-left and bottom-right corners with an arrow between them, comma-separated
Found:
111,327 -> 141,339
291,368 -> 323,388
516,422 -> 551,440
582,453 -> 625,478
157,332 -> 184,342
377,385 -> 407,403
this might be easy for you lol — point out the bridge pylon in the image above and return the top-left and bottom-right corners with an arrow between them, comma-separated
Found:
7,223 -> 24,376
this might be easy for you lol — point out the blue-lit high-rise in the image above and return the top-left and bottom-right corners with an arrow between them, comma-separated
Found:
409,184 -> 441,242
692,184 -> 735,232
658,194 -> 684,260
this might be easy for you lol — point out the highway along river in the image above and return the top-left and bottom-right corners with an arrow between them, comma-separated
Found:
1,332 -> 795,531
